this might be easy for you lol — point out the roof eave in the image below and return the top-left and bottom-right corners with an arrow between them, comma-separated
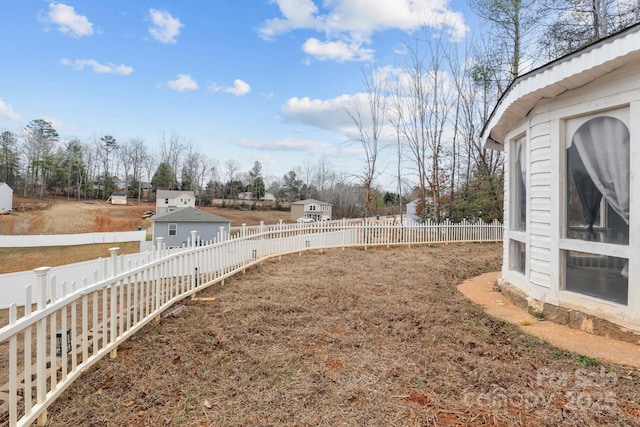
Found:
481,22 -> 640,150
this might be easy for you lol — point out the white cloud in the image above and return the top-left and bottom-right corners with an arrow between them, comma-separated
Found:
259,0 -> 468,62
236,138 -> 322,152
148,8 -> 183,44
302,38 -> 374,62
166,74 -> 198,91
0,98 -> 20,122
208,79 -> 251,96
60,58 -> 133,75
44,3 -> 94,37
225,79 -> 251,96
281,95 -> 356,132
235,137 -> 340,159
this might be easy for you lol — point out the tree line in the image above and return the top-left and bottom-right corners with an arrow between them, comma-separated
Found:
0,123 -> 398,219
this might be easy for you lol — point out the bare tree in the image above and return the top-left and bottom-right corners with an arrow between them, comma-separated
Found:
142,151 -> 158,201
345,66 -> 387,218
313,156 -> 336,202
387,74 -> 407,221
159,132 -> 186,190
470,0 -> 543,85
301,160 -> 314,200
224,159 -> 240,203
97,135 -> 117,199
127,138 -> 149,201
539,0 -> 640,59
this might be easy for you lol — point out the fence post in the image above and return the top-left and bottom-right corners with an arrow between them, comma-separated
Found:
34,266 -> 50,426
191,230 -> 197,248
109,247 -> 119,277
156,237 -> 164,257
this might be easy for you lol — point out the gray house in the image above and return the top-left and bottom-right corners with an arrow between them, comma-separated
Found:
152,207 -> 230,247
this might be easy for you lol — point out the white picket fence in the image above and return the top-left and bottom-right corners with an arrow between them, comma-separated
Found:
0,230 -> 147,248
0,218 -> 502,426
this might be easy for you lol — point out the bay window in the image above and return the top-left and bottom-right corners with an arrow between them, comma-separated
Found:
563,109 -> 629,304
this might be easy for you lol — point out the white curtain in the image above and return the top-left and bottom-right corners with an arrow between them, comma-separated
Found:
572,116 -> 630,276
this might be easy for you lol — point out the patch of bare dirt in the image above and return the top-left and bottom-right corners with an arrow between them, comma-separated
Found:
42,244 -> 640,427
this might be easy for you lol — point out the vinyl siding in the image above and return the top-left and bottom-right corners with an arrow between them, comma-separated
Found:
528,120 -> 552,288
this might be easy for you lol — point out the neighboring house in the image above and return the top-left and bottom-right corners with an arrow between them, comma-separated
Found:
107,192 -> 127,205
238,191 -> 253,200
290,199 -> 332,221
156,190 -> 196,215
261,192 -> 276,202
0,182 -> 13,213
481,23 -> 640,331
152,207 -> 230,247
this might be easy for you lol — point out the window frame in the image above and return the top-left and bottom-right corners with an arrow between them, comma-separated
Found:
559,107 -> 630,304
508,132 -> 528,277
559,107 -> 630,259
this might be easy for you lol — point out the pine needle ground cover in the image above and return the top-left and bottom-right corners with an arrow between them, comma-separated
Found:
44,244 -> 640,426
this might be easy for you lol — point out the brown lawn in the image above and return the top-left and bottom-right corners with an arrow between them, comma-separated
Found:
40,244 -> 640,427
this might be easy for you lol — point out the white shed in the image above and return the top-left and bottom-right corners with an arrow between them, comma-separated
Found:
406,199 -> 419,220
482,23 -> 640,333
0,182 -> 13,213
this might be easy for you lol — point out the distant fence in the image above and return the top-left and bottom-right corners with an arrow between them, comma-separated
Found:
0,230 -> 147,248
0,219 -> 502,426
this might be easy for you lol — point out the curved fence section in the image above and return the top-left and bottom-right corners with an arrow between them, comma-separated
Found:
0,219 -> 501,426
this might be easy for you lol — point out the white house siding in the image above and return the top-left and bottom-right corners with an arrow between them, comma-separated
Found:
501,142 -> 512,280
482,25 -> 640,331
528,119 -> 553,290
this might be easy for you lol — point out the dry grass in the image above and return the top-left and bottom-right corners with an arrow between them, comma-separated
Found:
42,244 -> 640,427
0,242 -> 142,274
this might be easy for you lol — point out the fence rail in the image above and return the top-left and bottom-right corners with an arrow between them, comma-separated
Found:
0,219 -> 502,426
0,230 -> 147,248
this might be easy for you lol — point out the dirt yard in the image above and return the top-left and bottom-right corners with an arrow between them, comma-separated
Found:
41,244 -> 640,427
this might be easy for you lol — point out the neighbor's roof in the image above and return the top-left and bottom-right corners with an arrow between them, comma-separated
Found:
291,198 -> 332,206
156,189 -> 195,198
481,22 -> 640,149
152,207 -> 230,223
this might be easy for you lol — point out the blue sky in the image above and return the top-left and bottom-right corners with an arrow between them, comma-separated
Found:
0,1 -> 476,187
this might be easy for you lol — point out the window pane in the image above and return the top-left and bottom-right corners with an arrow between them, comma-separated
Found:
565,250 -> 628,305
509,240 -> 526,274
566,116 -> 629,244
510,136 -> 526,232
